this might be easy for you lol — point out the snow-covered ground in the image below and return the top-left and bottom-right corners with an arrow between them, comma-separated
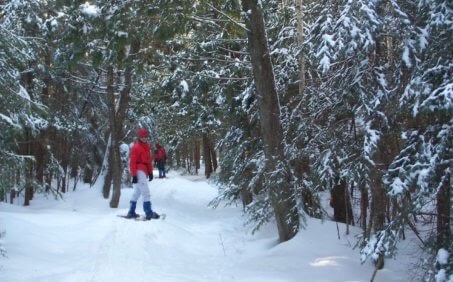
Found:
0,171 -> 418,282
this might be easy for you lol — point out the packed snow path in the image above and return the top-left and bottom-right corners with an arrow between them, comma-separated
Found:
0,172 -> 414,282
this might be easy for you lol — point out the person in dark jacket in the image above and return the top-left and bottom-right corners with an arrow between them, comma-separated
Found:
127,128 -> 160,219
329,179 -> 353,225
154,143 -> 167,178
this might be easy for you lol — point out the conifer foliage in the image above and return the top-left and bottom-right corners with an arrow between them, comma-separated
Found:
303,0 -> 452,278
0,0 -> 451,279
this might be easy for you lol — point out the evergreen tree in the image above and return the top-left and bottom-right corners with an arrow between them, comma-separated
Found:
304,0 -> 451,276
384,0 -> 452,278
0,0 -> 51,203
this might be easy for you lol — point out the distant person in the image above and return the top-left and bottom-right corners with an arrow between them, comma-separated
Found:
154,143 -> 167,178
127,128 -> 160,219
329,179 -> 353,225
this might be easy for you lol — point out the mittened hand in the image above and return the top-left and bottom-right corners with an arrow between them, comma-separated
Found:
132,176 -> 138,184
148,174 -> 153,182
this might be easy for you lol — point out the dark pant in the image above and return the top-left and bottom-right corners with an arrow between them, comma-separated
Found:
157,159 -> 166,177
158,166 -> 166,177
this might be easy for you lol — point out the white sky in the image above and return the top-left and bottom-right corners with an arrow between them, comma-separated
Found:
0,170 -> 419,282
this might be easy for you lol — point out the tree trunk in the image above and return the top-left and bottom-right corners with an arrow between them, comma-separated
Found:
209,137 -> 218,172
105,65 -> 121,208
83,165 -> 93,184
24,159 -> 34,206
203,133 -> 213,178
360,182 -> 369,236
330,179 -> 353,225
23,130 -> 34,206
109,145 -> 122,208
295,0 -> 306,95
108,40 -> 141,208
241,0 -> 299,242
45,172 -> 51,193
436,174 -> 451,247
194,139 -> 200,174
370,143 -> 388,270
10,188 -> 16,204
105,74 -> 120,207
370,177 -> 386,270
102,139 -> 113,199
34,139 -> 46,186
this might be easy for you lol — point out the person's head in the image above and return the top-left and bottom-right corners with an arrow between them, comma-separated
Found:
137,128 -> 149,143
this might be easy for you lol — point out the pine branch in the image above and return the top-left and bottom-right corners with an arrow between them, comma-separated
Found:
205,3 -> 248,32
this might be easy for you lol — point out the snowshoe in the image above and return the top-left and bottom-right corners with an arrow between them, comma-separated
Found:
145,212 -> 160,220
117,213 -> 140,219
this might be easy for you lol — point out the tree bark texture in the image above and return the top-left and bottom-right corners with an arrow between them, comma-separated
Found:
105,40 -> 141,208
329,179 -> 353,225
193,140 -> 200,174
241,0 -> 299,242
102,140 -> 113,199
102,69 -> 114,199
23,129 -> 34,206
202,133 -> 213,178
296,0 -> 306,96
209,137 -> 218,172
436,174 -> 451,247
106,66 -> 121,208
360,182 -> 369,236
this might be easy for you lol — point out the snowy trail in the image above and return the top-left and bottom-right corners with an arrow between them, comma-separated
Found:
0,174 -> 248,282
0,172 -> 415,282
88,179 -> 243,282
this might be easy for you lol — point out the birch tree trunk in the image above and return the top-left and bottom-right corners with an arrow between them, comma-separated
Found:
241,0 -> 299,242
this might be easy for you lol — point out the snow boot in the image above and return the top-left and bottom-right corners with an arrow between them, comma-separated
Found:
143,201 -> 160,220
126,201 -> 139,218
146,212 -> 160,220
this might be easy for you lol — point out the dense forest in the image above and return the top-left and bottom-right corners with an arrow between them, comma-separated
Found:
1,1 -> 451,280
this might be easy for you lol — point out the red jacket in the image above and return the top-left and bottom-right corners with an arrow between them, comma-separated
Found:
129,141 -> 153,177
155,148 -> 166,161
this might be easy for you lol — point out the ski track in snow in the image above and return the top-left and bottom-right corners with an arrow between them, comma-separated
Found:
0,173 -> 416,282
87,182 -> 244,282
0,175 -> 250,282
88,212 -> 237,282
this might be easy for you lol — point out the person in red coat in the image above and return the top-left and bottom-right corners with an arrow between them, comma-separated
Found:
127,128 -> 160,219
154,143 -> 167,178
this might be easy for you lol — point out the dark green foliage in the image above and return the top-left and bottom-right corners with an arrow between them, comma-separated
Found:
1,0 -> 451,277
